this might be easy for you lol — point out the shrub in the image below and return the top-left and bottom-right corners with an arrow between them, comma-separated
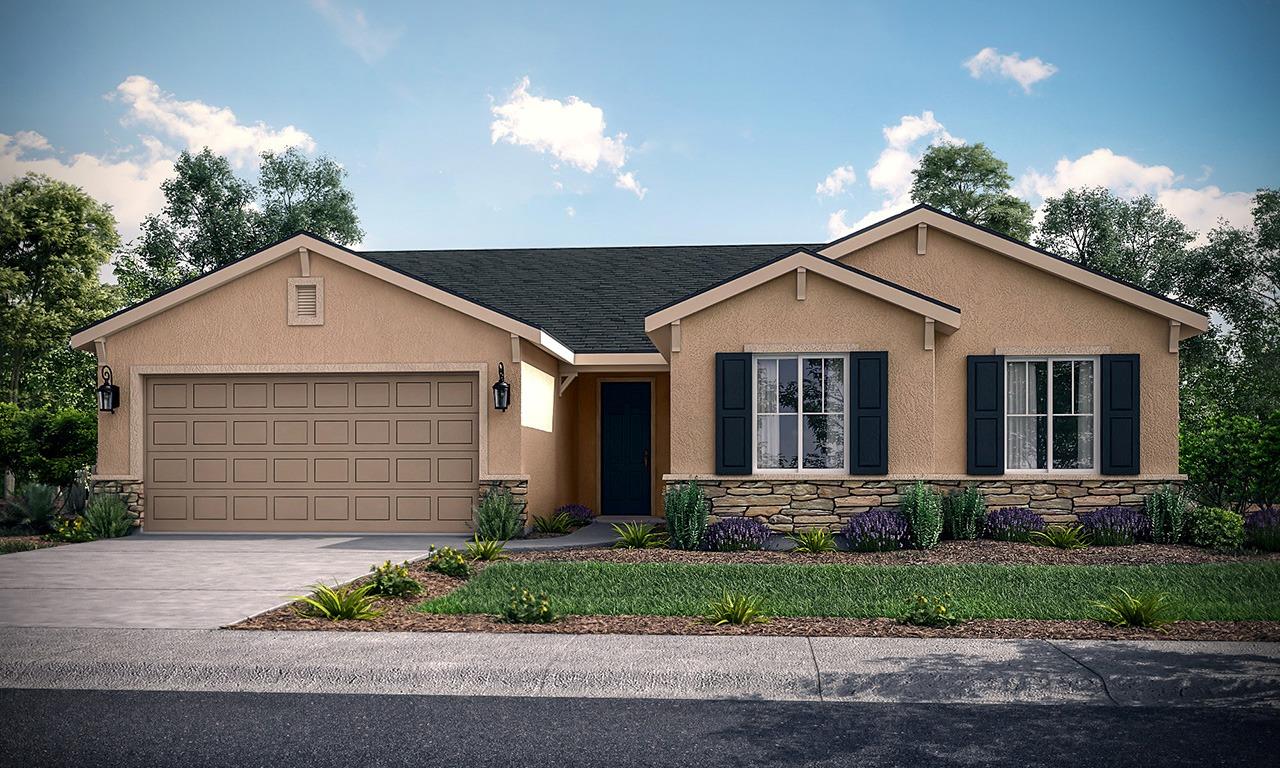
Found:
664,481 -> 708,550
842,507 -> 908,552
1078,507 -> 1151,546
425,545 -> 471,578
1146,485 -> 1187,545
0,540 -> 40,555
1245,507 -> 1280,552
5,483 -> 60,533
47,516 -> 93,543
703,517 -> 771,551
501,586 -> 557,623
787,527 -> 837,553
983,507 -> 1046,542
942,486 -> 985,541
0,406 -> 96,488
612,522 -> 667,549
1093,588 -> 1174,629
532,511 -> 572,535
368,560 -> 422,597
556,504 -> 594,527
901,593 -> 960,627
294,582 -> 382,621
473,489 -> 523,541
705,592 -> 769,625
465,537 -> 509,561
81,495 -> 135,539
1029,524 -> 1090,550
1185,506 -> 1245,550
900,481 -> 943,549
1180,410 -> 1279,514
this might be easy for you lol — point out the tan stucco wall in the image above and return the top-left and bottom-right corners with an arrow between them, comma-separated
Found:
670,271 -> 935,475
95,252 -> 524,478
838,227 -> 1179,474
518,341 -> 579,519
570,372 -> 671,517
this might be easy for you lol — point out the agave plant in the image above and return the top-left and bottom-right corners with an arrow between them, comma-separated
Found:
787,527 -> 837,553
465,537 -> 509,561
1028,524 -> 1090,550
1093,588 -> 1175,629
293,582 -> 382,620
705,592 -> 769,626
612,522 -> 667,549
533,511 -> 573,535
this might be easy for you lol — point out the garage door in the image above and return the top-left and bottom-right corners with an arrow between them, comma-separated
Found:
144,373 -> 480,532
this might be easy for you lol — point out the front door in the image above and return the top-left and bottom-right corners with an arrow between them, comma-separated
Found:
600,381 -> 652,515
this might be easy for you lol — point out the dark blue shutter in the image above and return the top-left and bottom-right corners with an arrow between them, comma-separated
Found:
967,355 -> 1005,475
849,352 -> 888,474
715,353 -> 752,475
1101,354 -> 1141,475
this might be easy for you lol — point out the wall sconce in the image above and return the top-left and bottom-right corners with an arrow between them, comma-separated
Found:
492,362 -> 511,411
97,365 -> 120,413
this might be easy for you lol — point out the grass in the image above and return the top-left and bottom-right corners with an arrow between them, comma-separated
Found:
418,561 -> 1280,621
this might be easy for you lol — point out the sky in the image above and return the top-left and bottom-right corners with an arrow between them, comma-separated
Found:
1,0 -> 1278,255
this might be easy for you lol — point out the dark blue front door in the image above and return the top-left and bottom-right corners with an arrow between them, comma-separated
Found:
600,381 -> 652,515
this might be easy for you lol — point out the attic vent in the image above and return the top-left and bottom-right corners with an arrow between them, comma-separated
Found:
288,277 -> 324,326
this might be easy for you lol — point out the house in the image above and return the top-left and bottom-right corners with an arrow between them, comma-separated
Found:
70,205 -> 1209,533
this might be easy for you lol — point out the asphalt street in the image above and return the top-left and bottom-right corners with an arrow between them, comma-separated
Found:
1,688 -> 1275,768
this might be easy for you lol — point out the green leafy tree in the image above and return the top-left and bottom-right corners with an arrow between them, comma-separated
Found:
910,142 -> 1035,240
255,148 -> 363,246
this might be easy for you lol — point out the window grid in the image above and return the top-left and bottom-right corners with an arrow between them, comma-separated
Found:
753,354 -> 848,473
1005,356 -> 1098,473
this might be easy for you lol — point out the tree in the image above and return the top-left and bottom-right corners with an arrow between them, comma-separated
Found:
0,174 -> 119,406
256,148 -> 363,246
1035,187 -> 1191,293
910,142 -> 1035,240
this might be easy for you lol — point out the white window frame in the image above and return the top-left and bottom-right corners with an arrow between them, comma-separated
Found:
1004,356 -> 1100,473
751,353 -> 849,474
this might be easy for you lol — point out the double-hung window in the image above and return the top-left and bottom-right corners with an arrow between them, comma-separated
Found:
1005,357 -> 1097,471
753,355 -> 847,471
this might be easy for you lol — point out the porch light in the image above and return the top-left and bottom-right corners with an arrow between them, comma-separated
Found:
492,362 -> 511,412
97,366 -> 120,413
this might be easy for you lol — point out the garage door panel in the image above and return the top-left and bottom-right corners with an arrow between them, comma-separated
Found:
145,373 -> 480,532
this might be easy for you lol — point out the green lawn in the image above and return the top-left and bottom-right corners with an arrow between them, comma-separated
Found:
418,561 -> 1280,621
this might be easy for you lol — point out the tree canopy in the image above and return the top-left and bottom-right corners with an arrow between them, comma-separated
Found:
910,142 -> 1035,240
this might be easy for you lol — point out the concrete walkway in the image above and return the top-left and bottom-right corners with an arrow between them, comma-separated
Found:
1,627 -> 1276,708
0,522 -> 622,630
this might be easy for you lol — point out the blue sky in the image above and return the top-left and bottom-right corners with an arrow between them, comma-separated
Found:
1,0 -> 1277,252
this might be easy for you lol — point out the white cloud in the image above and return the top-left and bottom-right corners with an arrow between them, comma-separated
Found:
490,76 -> 645,198
565,206 -> 575,218
309,0 -> 402,63
115,75 -> 315,166
816,165 -> 856,197
965,47 -> 1058,93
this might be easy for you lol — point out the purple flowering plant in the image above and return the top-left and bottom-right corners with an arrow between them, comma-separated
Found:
555,504 -> 594,527
1078,506 -> 1151,546
842,507 -> 908,552
703,517 -> 772,551
983,507 -> 1046,542
1245,506 -> 1280,552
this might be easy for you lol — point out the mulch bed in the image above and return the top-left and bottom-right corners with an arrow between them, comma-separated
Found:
0,535 -> 63,552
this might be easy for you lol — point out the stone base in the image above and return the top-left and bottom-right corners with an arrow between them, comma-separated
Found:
88,477 -> 145,524
664,477 -> 1184,532
480,478 -> 530,525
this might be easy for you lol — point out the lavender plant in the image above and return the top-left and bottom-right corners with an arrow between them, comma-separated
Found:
842,507 -> 908,552
1078,507 -> 1152,546
983,507 -> 1046,542
556,504 -> 595,527
1244,507 -> 1280,552
703,517 -> 772,551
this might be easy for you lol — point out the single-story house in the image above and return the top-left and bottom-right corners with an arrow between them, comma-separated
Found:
71,205 -> 1209,533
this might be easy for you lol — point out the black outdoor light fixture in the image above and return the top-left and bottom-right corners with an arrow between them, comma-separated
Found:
97,365 -> 120,413
492,362 -> 511,412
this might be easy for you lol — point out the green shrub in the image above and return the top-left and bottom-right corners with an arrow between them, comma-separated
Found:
368,560 -> 422,597
465,537 -> 509,561
47,516 -> 93,543
1185,506 -> 1245,550
612,522 -> 667,549
501,586 -> 557,623
1180,410 -> 1279,514
664,481 -> 708,550
532,511 -> 572,534
1093,588 -> 1174,629
5,483 -> 60,533
1146,485 -> 1188,545
901,481 -> 943,549
787,527 -> 837,553
294,582 -> 382,620
1029,524 -> 1090,550
942,486 -> 985,540
0,539 -> 40,555
901,593 -> 960,627
0,406 -> 96,488
473,489 -> 523,541
704,592 -> 768,626
426,545 -> 471,577
81,495 -> 135,539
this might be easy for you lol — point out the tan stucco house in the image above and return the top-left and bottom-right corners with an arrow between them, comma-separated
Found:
70,205 -> 1209,533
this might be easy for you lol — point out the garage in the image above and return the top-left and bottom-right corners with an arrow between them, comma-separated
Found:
143,373 -> 481,532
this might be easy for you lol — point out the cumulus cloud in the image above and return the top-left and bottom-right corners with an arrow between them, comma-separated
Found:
490,77 -> 645,198
965,47 -> 1058,93
309,0 -> 402,63
816,165 -> 856,197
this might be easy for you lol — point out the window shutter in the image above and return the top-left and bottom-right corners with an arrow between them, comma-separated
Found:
1100,354 -> 1141,475
715,353 -> 752,475
849,352 -> 888,474
966,355 -> 1004,475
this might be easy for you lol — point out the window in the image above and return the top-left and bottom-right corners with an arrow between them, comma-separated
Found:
288,277 -> 324,326
1006,357 -> 1096,471
753,355 -> 846,471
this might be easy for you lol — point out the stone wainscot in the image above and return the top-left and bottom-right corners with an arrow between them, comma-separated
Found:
664,477 -> 1185,532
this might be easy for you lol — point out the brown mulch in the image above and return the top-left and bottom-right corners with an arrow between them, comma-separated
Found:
0,535 -> 63,552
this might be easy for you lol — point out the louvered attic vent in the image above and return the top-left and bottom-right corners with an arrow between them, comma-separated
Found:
288,277 -> 324,326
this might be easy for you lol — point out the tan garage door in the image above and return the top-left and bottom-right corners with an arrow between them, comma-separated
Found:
144,373 -> 480,532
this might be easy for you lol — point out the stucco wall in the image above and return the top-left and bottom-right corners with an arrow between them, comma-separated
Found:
518,341 -> 578,519
670,271 -> 935,475
838,227 -> 1179,474
570,372 -> 671,517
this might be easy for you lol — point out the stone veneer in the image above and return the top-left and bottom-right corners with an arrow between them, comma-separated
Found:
88,477 -> 146,521
665,477 -> 1185,532
480,478 -> 530,523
